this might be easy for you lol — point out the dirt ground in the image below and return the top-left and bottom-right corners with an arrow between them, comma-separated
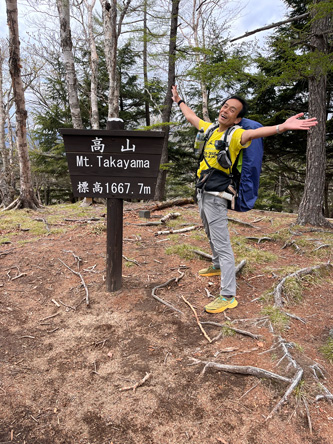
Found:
1,201 -> 333,444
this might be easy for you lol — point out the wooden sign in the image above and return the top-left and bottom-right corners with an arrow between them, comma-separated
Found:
59,129 -> 164,199
59,125 -> 165,293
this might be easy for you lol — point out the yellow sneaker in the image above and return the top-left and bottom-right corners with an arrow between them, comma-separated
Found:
198,265 -> 221,277
204,296 -> 238,314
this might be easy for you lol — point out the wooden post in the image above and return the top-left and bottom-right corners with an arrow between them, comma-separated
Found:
106,196 -> 123,291
106,118 -> 124,292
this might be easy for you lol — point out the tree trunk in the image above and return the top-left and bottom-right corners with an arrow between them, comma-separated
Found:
297,1 -> 331,227
193,8 -> 210,122
143,0 -> 150,127
5,0 -> 40,210
56,0 -> 84,129
154,0 -> 181,201
101,0 -> 119,119
84,0 -> 99,129
0,47 -> 13,207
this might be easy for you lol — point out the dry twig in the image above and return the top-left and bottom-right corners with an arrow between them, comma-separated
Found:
151,270 -> 185,315
119,372 -> 151,392
181,295 -> 212,343
155,225 -> 198,236
59,259 -> 90,306
201,321 -> 261,340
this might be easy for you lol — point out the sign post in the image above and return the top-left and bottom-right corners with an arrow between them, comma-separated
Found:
59,124 -> 164,292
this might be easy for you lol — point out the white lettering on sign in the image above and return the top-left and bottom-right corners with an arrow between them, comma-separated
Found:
121,139 -> 135,152
76,155 -> 91,167
93,182 -> 103,193
77,181 -> 89,193
91,137 -> 105,153
96,156 -> 150,169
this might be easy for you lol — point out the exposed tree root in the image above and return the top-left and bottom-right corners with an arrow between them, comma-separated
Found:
273,262 -> 332,308
151,270 -> 185,315
228,217 -> 259,229
190,358 -> 291,384
3,195 -> 41,211
201,321 -> 261,340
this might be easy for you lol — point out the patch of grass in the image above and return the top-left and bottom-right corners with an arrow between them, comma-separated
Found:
124,261 -> 137,268
293,342 -> 304,353
261,305 -> 289,331
190,231 -> 206,242
164,217 -> 186,229
165,243 -> 196,260
221,322 -> 236,337
89,223 -> 106,235
0,202 -> 106,242
259,288 -> 275,304
293,380 -> 306,400
320,337 -> 333,364
232,237 -> 277,272
283,276 -> 303,303
0,237 -> 11,245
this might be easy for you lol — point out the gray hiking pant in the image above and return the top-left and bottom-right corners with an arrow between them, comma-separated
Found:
197,191 -> 236,296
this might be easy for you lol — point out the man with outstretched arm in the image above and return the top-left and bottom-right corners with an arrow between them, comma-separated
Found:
171,85 -> 318,314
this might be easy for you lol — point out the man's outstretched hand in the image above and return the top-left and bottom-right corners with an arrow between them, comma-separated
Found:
282,113 -> 318,131
171,85 -> 181,103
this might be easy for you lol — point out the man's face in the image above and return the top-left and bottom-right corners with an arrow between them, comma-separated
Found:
218,98 -> 243,128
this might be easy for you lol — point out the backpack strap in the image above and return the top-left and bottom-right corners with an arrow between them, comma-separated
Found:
197,123 -> 241,174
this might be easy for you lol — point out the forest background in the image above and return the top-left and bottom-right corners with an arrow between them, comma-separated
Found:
0,0 -> 332,226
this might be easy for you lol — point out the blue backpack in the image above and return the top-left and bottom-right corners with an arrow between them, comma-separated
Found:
234,118 -> 264,212
197,118 -> 264,212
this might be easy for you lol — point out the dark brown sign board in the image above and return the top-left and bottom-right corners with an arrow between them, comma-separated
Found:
59,127 -> 164,293
60,129 -> 164,199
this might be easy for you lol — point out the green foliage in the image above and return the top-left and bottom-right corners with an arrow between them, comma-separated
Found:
232,237 -> 278,270
320,337 -> 333,364
221,322 -> 236,337
283,276 -> 303,303
261,305 -> 289,331
165,243 -> 196,260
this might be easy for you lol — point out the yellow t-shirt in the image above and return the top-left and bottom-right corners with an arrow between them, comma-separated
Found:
197,119 -> 251,178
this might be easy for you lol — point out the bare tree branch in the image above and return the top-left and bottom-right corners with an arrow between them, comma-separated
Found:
230,12 -> 310,43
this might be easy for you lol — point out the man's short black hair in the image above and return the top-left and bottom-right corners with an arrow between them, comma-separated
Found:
222,95 -> 248,118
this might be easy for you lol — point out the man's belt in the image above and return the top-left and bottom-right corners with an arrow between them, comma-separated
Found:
203,185 -> 237,210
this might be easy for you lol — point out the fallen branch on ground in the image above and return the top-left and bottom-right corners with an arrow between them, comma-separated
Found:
155,225 -> 198,236
201,321 -> 261,340
151,270 -> 185,315
119,372 -> 151,392
34,217 -> 50,232
59,259 -> 90,306
246,236 -> 272,243
192,249 -> 212,261
0,248 -> 16,257
191,251 -> 246,276
235,259 -> 246,274
228,217 -> 259,229
151,198 -> 194,212
160,212 -> 181,224
122,255 -> 140,266
39,312 -> 61,322
6,266 -> 26,281
181,295 -> 212,343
